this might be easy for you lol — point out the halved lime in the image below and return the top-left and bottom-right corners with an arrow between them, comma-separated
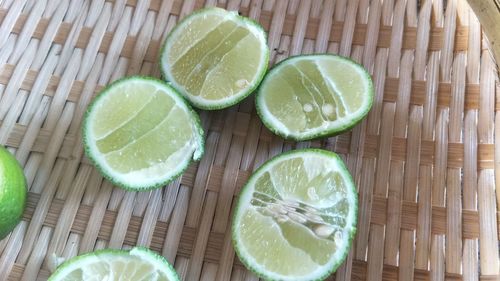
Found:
48,247 -> 179,281
82,76 -> 204,191
0,146 -> 27,240
256,54 -> 374,141
160,7 -> 269,110
232,149 -> 357,281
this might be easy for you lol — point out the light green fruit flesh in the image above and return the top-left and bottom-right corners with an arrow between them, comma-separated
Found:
234,150 -> 357,280
84,77 -> 203,190
49,248 -> 179,281
59,254 -> 169,280
163,8 -> 267,107
258,55 -> 373,139
91,82 -> 195,174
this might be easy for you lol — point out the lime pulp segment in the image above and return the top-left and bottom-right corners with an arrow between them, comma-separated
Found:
160,7 -> 269,109
83,77 -> 204,190
256,54 -> 374,140
233,149 -> 358,281
48,247 -> 179,281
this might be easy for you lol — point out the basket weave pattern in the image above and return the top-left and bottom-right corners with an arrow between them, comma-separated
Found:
0,0 -> 499,280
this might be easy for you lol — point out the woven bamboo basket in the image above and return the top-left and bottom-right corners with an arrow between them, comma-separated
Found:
0,0 -> 499,280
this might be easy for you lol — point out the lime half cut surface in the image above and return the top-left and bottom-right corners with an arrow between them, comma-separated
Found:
256,54 -> 373,141
232,149 -> 358,281
48,247 -> 179,281
83,77 -> 204,191
160,7 -> 269,110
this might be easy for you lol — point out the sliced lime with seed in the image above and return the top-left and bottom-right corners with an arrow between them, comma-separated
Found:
160,7 -> 269,110
232,149 -> 358,281
256,54 -> 374,141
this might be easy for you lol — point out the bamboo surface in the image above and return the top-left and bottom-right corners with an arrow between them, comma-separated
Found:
0,0 -> 499,280
465,0 -> 500,70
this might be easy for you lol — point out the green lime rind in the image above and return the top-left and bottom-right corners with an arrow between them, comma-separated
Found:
82,76 -> 205,191
255,54 -> 374,141
232,148 -> 358,281
48,246 -> 180,281
159,7 -> 270,110
0,146 -> 27,240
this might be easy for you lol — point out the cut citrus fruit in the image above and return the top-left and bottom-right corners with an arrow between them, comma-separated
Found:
232,149 -> 358,281
48,247 -> 179,281
256,54 -> 374,141
83,76 -> 204,191
0,146 -> 27,240
160,7 -> 269,110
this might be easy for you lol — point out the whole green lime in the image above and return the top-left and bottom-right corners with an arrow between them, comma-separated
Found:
0,146 -> 27,240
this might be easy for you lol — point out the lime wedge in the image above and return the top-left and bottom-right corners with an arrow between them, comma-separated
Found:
160,7 -> 269,110
232,149 -> 358,281
256,54 -> 373,141
83,76 -> 204,191
48,247 -> 179,281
